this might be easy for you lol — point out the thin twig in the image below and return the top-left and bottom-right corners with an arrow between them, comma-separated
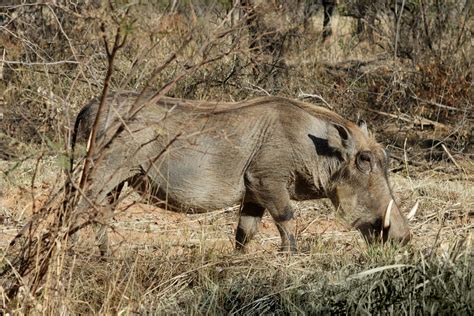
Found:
390,154 -> 425,167
394,0 -> 406,58
0,48 -> 5,80
411,95 -> 464,112
298,90 -> 334,109
440,144 -> 465,174
246,83 -> 270,96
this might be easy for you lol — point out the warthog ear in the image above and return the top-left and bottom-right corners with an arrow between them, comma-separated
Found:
327,123 -> 353,160
357,119 -> 369,137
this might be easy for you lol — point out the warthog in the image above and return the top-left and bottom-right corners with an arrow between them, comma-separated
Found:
73,92 -> 415,254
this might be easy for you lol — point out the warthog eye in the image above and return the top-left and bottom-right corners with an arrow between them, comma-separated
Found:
356,151 -> 373,173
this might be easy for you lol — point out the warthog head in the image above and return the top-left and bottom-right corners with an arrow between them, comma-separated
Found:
326,120 -> 415,245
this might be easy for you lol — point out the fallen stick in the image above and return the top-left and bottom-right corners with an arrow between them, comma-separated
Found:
366,108 -> 448,130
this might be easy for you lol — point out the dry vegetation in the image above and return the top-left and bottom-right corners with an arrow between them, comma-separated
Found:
0,1 -> 472,314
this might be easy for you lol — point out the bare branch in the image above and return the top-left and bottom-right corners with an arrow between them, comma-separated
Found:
79,18 -> 129,190
0,60 -> 80,65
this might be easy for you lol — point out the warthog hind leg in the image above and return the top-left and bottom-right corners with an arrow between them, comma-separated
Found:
77,128 -> 156,256
235,202 -> 265,251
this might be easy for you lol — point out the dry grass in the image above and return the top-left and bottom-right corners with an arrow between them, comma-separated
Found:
1,1 -> 472,314
1,156 -> 472,314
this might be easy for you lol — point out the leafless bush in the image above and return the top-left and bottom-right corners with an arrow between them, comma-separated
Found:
0,1 -> 247,306
340,0 -> 472,62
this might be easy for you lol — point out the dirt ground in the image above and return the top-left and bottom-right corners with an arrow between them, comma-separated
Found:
1,158 -> 472,258
0,177 -> 350,254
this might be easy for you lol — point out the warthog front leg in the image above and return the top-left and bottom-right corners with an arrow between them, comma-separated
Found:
235,202 -> 265,251
246,178 -> 297,253
270,205 -> 297,253
94,181 -> 125,256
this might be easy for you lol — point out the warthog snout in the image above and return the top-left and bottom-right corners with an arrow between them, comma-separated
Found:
385,201 -> 418,245
355,199 -> 417,245
384,200 -> 411,245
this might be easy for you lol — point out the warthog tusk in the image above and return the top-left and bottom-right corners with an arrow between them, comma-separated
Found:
384,199 -> 393,229
407,201 -> 419,221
